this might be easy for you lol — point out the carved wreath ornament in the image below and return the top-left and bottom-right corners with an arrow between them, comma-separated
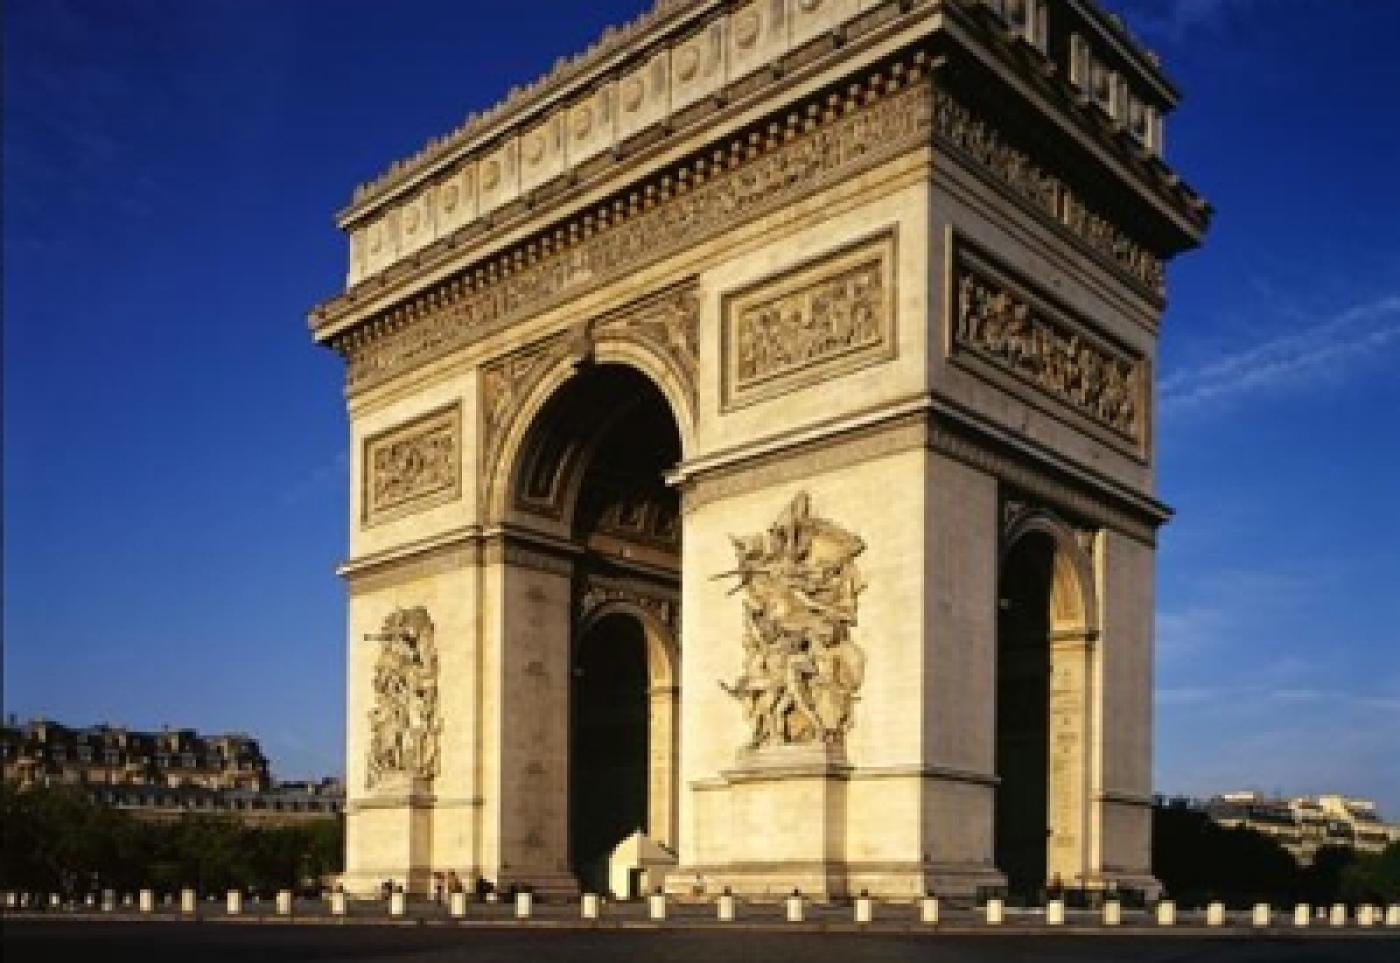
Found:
365,606 -> 441,789
718,493 -> 867,748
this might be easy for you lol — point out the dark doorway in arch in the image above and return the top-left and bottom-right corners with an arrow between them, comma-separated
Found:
570,613 -> 650,894
995,532 -> 1055,904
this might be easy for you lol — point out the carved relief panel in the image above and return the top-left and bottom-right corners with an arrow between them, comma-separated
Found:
722,231 -> 897,411
362,403 -> 462,527
947,233 -> 1149,456
364,606 -> 441,790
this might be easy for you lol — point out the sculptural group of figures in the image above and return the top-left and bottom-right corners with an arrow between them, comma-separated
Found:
366,606 -> 441,788
957,272 -> 1141,436
719,492 -> 868,748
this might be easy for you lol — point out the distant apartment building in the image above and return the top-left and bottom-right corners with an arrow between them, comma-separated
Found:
1164,790 -> 1400,863
0,717 -> 342,824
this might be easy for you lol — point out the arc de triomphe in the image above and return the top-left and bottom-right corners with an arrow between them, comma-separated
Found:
309,0 -> 1207,901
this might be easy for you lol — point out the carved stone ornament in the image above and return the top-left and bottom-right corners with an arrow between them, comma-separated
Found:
335,71 -> 933,394
724,233 -> 896,409
952,239 -> 1147,448
578,573 -> 680,638
479,283 -> 699,503
718,492 -> 867,748
363,404 -> 461,526
365,606 -> 441,790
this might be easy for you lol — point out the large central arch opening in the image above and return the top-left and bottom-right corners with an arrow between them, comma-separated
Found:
511,362 -> 682,895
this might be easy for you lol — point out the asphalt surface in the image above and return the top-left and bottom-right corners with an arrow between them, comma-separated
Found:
5,920 -> 1398,963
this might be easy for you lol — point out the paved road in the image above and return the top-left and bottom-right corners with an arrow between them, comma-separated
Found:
5,920 -> 1397,963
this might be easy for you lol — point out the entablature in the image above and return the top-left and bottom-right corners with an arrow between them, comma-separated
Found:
313,0 -> 1205,309
310,0 -> 1208,402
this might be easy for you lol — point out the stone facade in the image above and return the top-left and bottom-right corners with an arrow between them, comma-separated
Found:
310,0 -> 1207,901
1,718 -> 270,793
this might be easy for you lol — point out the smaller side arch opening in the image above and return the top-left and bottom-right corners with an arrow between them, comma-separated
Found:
995,513 -> 1097,903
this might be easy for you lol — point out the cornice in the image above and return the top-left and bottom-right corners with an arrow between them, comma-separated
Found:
938,4 -> 1208,249
315,0 -> 1205,311
336,0 -> 722,225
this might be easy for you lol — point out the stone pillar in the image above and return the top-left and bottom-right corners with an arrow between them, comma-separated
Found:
704,744 -> 851,899
483,543 -> 577,898
1047,635 -> 1093,886
346,777 -> 435,894
1091,530 -> 1158,896
648,683 -> 680,852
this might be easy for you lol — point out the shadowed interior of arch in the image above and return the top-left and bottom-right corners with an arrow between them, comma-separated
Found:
996,530 -> 1057,903
512,364 -> 682,892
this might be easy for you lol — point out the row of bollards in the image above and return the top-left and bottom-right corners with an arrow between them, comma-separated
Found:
6,887 -> 1400,928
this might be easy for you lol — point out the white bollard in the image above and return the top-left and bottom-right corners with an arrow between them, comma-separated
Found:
985,898 -> 1004,925
855,892 -> 874,924
648,890 -> 667,921
1294,903 -> 1310,927
276,890 -> 293,916
180,888 -> 197,914
580,893 -> 600,920
331,891 -> 348,917
1252,903 -> 1271,927
448,890 -> 466,918
1329,903 -> 1347,927
1103,899 -> 1122,926
1047,899 -> 1065,926
785,892 -> 804,923
920,895 -> 941,925
138,889 -> 154,913
226,890 -> 243,916
1206,902 -> 1225,927
717,891 -> 736,922
515,890 -> 532,919
389,890 -> 407,918
1157,900 -> 1176,926
1386,904 -> 1400,926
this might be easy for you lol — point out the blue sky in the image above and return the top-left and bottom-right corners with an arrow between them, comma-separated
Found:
4,1 -> 1398,812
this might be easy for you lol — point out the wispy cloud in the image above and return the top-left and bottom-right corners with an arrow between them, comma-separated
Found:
1159,294 -> 1400,415
281,450 -> 348,505
1107,0 -> 1268,43
1158,683 -> 1400,712
1156,678 -> 1400,811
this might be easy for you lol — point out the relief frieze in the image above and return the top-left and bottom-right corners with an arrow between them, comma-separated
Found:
950,236 -> 1147,451
363,403 -> 462,527
338,68 -> 933,394
932,88 -> 1166,298
723,232 -> 896,410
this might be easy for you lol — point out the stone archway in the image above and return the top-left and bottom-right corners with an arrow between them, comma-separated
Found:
995,506 -> 1098,902
489,362 -> 682,895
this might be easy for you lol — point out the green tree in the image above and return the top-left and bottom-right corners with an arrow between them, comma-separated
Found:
1,783 -> 343,897
1153,806 -> 1303,907
1338,842 -> 1400,903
